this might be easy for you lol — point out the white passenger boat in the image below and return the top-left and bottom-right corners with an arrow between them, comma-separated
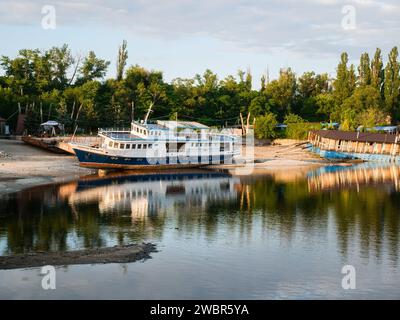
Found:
71,114 -> 240,170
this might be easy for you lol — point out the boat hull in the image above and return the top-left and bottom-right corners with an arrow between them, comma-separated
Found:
311,146 -> 400,163
73,148 -> 234,170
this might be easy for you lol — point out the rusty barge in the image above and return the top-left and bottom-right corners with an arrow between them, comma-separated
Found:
308,130 -> 400,163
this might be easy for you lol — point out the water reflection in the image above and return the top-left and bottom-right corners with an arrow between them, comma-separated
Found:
0,165 -> 399,268
0,171 -> 239,254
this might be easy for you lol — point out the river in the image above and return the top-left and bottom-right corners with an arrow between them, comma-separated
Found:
0,164 -> 399,299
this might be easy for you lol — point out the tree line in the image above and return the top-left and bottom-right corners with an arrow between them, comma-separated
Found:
0,42 -> 399,137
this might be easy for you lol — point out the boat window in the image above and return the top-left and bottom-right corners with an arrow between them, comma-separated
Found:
148,144 -> 152,149
132,144 -> 136,149
126,144 -> 131,149
108,141 -> 113,147
138,144 -> 142,149
143,144 -> 147,149
113,142 -> 119,148
120,144 -> 125,149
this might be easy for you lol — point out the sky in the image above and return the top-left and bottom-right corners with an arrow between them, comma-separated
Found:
0,0 -> 399,88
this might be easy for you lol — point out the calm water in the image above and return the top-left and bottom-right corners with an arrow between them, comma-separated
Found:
0,164 -> 399,299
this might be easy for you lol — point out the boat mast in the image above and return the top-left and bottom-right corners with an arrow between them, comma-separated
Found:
144,102 -> 154,124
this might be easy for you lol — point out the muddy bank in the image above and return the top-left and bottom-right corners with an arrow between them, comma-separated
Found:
0,243 -> 157,270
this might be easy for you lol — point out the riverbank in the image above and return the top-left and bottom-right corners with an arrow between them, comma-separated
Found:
209,141 -> 330,173
0,139 -> 95,195
0,138 -> 330,196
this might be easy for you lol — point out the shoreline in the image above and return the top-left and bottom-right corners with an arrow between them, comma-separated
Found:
0,138 -> 331,196
0,139 -> 96,196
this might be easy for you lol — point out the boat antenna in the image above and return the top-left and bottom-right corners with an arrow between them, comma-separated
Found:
144,102 -> 154,124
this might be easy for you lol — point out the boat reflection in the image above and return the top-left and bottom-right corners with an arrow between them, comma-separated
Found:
67,171 -> 239,221
308,163 -> 400,192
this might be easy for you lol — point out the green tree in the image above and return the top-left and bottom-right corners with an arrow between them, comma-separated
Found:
340,86 -> 385,130
265,68 -> 296,119
384,47 -> 400,122
333,52 -> 356,106
116,40 -> 128,81
78,51 -> 110,84
371,48 -> 384,93
315,93 -> 336,121
358,52 -> 371,87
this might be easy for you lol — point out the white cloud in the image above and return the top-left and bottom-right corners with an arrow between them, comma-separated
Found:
0,0 -> 399,58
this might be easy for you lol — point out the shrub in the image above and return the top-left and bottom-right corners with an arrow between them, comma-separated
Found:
285,122 -> 321,140
284,113 -> 306,124
254,112 -> 278,139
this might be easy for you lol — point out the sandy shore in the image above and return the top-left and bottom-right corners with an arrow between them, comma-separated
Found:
209,141 -> 329,173
0,139 -> 95,195
0,138 -> 329,195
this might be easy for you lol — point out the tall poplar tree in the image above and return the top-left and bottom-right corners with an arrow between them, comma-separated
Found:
116,40 -> 128,82
384,47 -> 400,122
333,52 -> 355,106
371,48 -> 384,93
358,52 -> 371,87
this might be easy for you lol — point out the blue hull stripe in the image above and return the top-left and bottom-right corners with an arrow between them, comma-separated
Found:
311,146 -> 400,163
73,148 -> 232,168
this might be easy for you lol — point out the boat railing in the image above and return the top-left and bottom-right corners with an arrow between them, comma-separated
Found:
98,127 -> 131,133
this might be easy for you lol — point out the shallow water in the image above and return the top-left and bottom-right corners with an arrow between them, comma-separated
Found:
0,165 -> 399,299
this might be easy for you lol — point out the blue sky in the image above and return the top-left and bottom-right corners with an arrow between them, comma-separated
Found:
0,0 -> 399,88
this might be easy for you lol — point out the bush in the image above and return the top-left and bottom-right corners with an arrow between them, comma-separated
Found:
284,113 -> 306,124
285,122 -> 321,140
254,112 -> 278,139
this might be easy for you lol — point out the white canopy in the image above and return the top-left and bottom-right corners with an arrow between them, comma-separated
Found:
40,121 -> 61,127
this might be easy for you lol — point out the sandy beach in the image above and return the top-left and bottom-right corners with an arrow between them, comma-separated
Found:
0,138 -> 328,196
0,139 -> 95,195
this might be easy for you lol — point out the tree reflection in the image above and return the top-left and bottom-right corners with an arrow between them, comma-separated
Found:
0,167 -> 399,267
